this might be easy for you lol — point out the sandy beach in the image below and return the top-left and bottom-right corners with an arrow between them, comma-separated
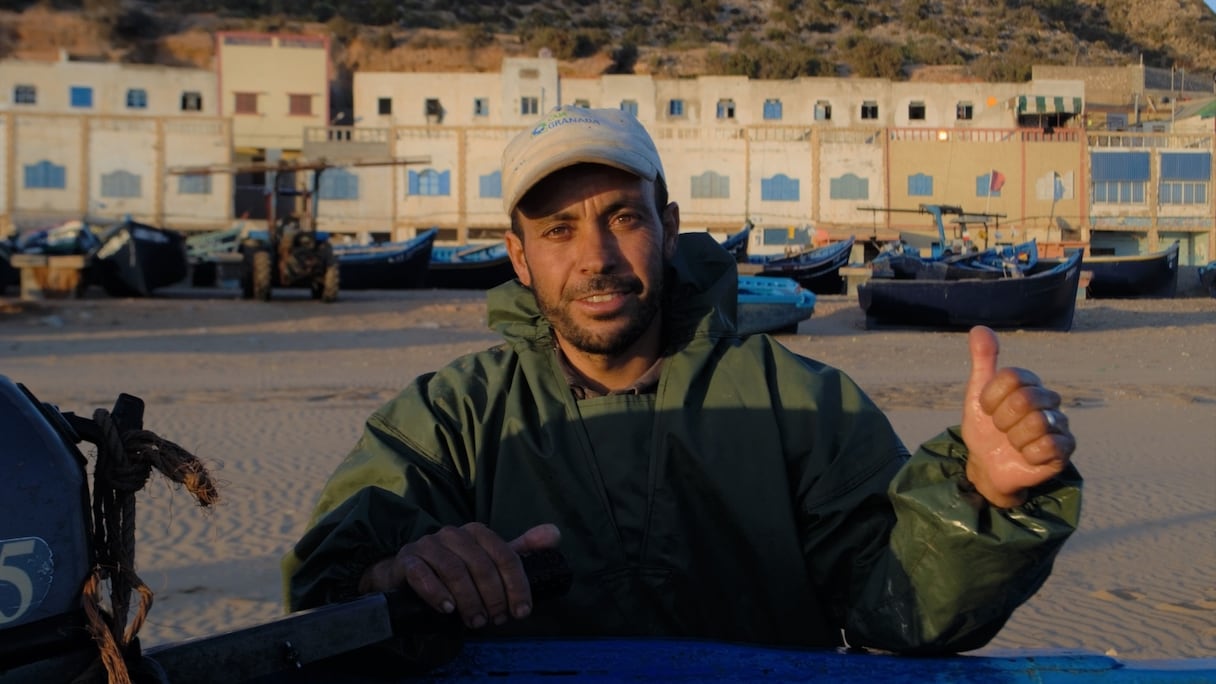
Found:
2,287 -> 1214,661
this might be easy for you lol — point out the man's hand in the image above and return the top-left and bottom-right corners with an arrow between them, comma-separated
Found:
358,522 -> 561,629
961,326 -> 1076,508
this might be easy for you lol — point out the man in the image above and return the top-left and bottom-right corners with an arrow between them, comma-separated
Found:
284,106 -> 1080,655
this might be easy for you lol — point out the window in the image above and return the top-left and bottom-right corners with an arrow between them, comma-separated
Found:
620,99 -> 638,116
829,173 -> 869,200
573,99 -> 590,108
234,92 -> 258,114
1159,152 -> 1211,206
425,98 -> 442,122
760,174 -> 799,201
521,97 -> 538,116
860,101 -> 878,120
181,91 -> 203,112
23,160 -> 66,189
814,100 -> 831,121
763,99 -> 783,120
318,168 -> 359,200
14,84 -> 36,105
1160,181 -> 1206,204
908,101 -> 925,120
289,94 -> 312,116
126,88 -> 147,110
378,97 -> 392,115
479,171 -> 502,198
408,169 -> 451,196
69,86 -> 93,109
1091,152 -> 1149,205
100,170 -> 141,198
908,173 -> 933,197
691,171 -> 730,199
178,174 -> 212,195
716,99 -> 735,120
519,68 -> 539,79
956,101 -> 973,120
473,98 -> 489,117
669,99 -> 685,117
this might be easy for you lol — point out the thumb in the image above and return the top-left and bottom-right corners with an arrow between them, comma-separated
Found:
966,325 -> 999,406
509,523 -> 562,555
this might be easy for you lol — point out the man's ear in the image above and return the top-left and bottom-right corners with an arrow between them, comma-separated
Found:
661,201 -> 680,259
505,230 -> 532,287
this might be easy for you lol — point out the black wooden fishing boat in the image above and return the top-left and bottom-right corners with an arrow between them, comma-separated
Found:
92,218 -> 189,297
426,241 -> 515,289
858,250 -> 1083,331
334,229 -> 438,290
743,236 -> 854,294
1063,241 -> 1180,299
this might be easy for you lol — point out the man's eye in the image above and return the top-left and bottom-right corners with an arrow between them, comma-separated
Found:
543,225 -> 570,238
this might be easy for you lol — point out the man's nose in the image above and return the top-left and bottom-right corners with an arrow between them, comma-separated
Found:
576,227 -> 620,272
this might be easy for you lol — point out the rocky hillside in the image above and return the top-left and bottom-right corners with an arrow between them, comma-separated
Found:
2,0 -> 1214,84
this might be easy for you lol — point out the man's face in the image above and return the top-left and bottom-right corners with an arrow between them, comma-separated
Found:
506,164 -> 679,358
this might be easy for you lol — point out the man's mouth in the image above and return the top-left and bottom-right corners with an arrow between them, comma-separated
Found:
583,292 -> 620,304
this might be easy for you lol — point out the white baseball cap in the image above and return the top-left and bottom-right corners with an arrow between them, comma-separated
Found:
501,105 -> 666,215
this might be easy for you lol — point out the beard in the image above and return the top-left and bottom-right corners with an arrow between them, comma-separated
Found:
535,271 -> 664,356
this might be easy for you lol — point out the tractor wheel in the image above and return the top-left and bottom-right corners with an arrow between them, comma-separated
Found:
320,263 -> 339,303
251,250 -> 273,301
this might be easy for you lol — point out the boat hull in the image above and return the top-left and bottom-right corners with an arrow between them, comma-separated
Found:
336,230 -> 437,290
1199,261 -> 1216,298
747,237 -> 854,295
737,276 -> 816,335
92,220 -> 189,297
858,250 -> 1082,331
426,243 -> 515,290
1076,241 -> 1179,299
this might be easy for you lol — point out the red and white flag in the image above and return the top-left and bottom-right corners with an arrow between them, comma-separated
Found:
989,170 -> 1006,192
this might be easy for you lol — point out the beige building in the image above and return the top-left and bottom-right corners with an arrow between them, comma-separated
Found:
0,51 -> 217,117
0,54 -> 230,232
216,31 -> 331,155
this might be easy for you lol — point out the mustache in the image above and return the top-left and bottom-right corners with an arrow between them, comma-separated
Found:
569,274 -> 643,299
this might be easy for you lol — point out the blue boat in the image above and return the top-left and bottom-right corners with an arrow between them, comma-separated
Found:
736,275 -> 816,335
1199,260 -> 1216,298
334,229 -> 438,290
427,241 -> 515,290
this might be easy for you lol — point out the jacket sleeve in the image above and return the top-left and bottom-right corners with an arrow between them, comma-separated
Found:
281,382 -> 474,612
844,427 -> 1082,653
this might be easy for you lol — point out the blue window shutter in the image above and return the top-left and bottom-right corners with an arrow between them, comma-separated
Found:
70,86 -> 92,108
1161,153 -> 1211,181
480,171 -> 502,198
24,160 -> 66,189
439,170 -> 451,196
761,174 -> 799,201
1091,152 -> 1151,181
908,173 -> 933,196
408,170 -> 420,195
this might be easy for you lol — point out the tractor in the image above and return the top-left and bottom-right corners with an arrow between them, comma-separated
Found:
170,156 -> 430,303
238,164 -> 339,302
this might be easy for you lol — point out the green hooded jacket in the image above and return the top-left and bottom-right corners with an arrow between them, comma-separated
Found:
283,232 -> 1081,654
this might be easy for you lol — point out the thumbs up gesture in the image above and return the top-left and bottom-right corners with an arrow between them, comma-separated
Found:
961,326 -> 1076,509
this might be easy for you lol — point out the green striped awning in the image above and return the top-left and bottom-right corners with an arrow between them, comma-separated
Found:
1012,95 -> 1083,114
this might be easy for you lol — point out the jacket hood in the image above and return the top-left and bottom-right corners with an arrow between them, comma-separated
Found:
487,232 -> 740,350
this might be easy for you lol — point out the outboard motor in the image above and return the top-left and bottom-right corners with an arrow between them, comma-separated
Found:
0,375 -> 94,670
